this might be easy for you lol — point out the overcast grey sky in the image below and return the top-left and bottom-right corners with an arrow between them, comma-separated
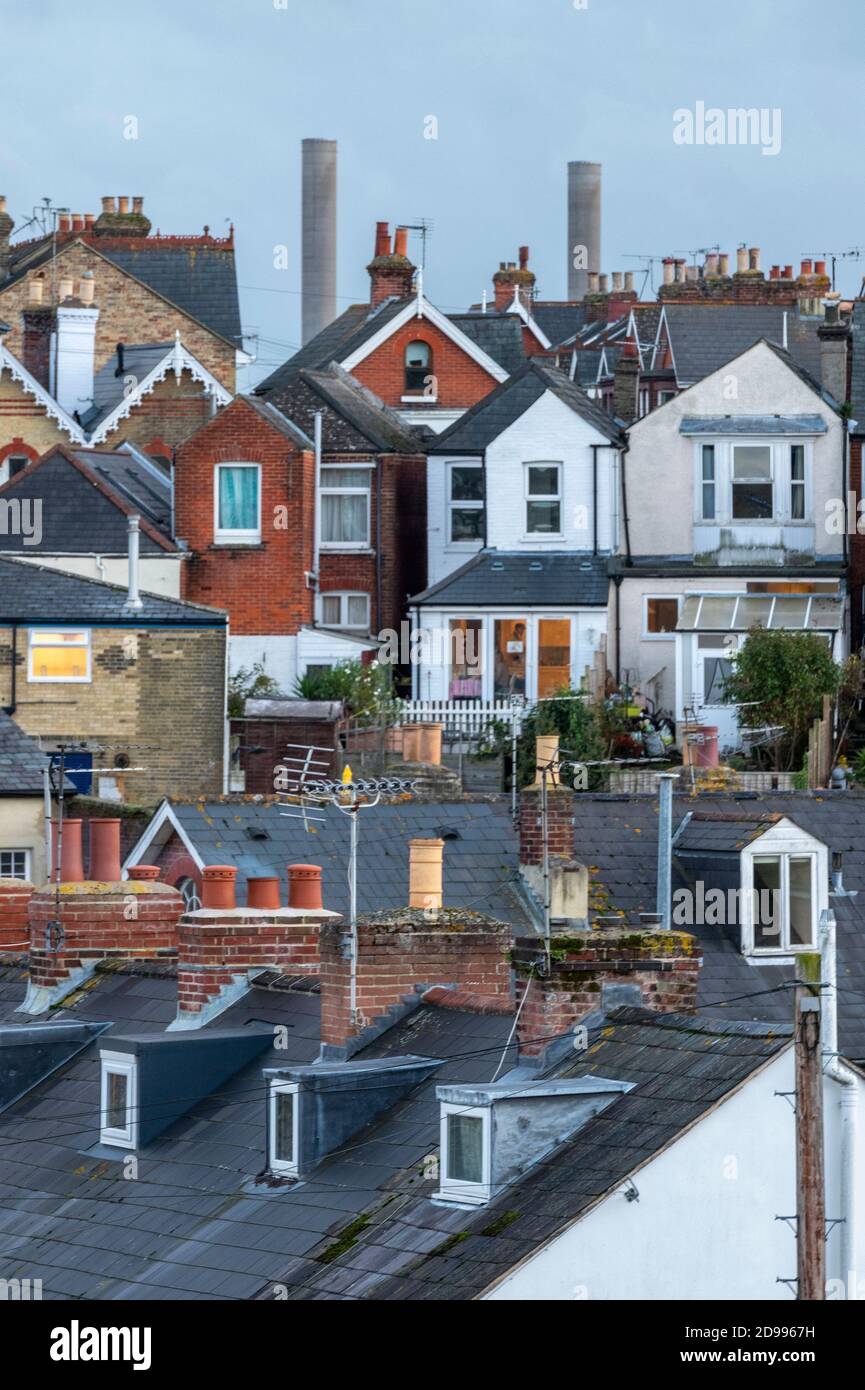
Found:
4,0 -> 864,387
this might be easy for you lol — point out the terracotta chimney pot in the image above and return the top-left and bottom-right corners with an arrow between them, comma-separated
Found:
201,865 -> 237,910
393,226 -> 409,258
118,196 -> 130,215
408,839 -> 444,912
88,818 -> 121,882
128,865 -> 161,881
288,864 -> 323,911
51,819 -> 84,883
247,877 -> 282,910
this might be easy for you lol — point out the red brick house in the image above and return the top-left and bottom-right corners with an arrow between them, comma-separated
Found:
256,221 -> 525,436
174,369 -> 428,693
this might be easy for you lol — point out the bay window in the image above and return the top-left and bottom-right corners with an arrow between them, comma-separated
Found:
321,466 -> 371,547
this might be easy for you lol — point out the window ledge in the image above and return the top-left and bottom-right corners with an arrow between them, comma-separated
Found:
320,546 -> 374,554
211,539 -> 265,550
401,395 -> 439,404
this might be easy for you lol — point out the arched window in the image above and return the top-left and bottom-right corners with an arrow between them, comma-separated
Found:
404,340 -> 432,393
177,877 -> 202,913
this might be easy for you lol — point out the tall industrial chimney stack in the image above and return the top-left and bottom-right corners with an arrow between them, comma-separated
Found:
567,160 -> 602,300
301,138 -> 337,345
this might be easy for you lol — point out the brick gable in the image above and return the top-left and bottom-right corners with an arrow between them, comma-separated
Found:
351,316 -> 501,412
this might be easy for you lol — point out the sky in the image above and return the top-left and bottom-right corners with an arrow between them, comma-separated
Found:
4,0 -> 864,389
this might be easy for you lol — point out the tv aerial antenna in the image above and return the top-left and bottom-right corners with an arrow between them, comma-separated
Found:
278,745 -> 419,1025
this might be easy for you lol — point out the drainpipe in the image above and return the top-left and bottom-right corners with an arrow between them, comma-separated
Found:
656,773 -> 676,929
375,460 -> 383,635
170,448 -> 177,542
312,410 -> 323,599
222,618 -> 231,795
2,623 -> 17,715
820,908 -> 858,1292
591,445 -> 599,555
481,450 -> 488,548
619,441 -> 633,565
842,420 -> 850,570
613,575 -> 622,685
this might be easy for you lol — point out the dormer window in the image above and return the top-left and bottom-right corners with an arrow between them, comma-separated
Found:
440,1104 -> 491,1204
99,1051 -> 138,1149
269,1081 -> 299,1176
404,340 -> 432,394
751,854 -> 815,950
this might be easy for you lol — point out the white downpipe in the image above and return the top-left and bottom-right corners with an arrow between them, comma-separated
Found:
820,909 -> 858,1291
312,411 -> 322,611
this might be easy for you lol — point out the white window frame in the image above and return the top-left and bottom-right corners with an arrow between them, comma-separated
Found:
731,444 -> 774,522
319,591 -> 371,632
99,1051 -> 138,1149
438,1103 -> 492,1205
741,845 -> 821,956
524,462 -> 563,540
214,462 -> 262,544
319,464 -> 372,550
269,1081 -> 300,1176
790,443 -> 806,522
0,848 -> 30,879
694,439 -> 813,526
700,444 -> 716,521
27,628 -> 91,684
447,462 -> 484,546
643,594 -> 681,640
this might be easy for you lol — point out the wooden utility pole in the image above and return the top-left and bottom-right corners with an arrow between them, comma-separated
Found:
795,951 -> 826,1300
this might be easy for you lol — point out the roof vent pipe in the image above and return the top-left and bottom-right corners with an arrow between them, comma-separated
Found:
656,773 -> 676,930
124,515 -> 143,611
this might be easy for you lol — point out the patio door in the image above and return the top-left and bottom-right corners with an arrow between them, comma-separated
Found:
493,619 -> 527,699
693,636 -> 740,752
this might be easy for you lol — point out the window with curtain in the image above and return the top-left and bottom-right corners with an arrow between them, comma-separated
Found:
701,445 -> 716,519
791,445 -> 806,520
216,464 -> 260,538
320,467 -> 371,546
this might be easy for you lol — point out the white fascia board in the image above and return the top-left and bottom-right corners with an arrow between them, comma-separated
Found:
340,298 -> 509,383
122,799 -> 205,874
0,343 -> 86,442
89,339 -> 233,445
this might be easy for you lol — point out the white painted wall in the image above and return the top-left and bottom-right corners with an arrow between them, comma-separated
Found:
12,553 -> 182,598
486,1049 -> 864,1302
230,628 -> 375,698
623,342 -> 844,563
427,390 -> 619,587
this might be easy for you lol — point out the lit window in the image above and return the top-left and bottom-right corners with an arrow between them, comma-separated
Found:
525,463 -> 562,535
751,854 -> 815,951
0,850 -> 29,879
28,629 -> 90,683
645,596 -> 680,637
215,464 -> 261,541
320,592 -> 370,631
701,445 -> 716,520
791,445 -> 806,521
99,1052 -> 137,1148
732,446 -> 773,520
320,467 -> 371,547
449,618 -> 483,699
439,1104 -> 491,1204
269,1081 -> 299,1176
448,465 -> 484,543
404,340 -> 433,394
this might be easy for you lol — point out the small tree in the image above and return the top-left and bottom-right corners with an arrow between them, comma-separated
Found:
722,628 -> 840,771
294,659 -> 402,726
228,662 -> 282,718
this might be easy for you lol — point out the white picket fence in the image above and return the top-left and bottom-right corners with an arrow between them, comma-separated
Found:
402,699 -> 529,736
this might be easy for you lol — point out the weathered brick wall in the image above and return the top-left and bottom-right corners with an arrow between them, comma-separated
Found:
175,399 -> 316,634
657,273 -> 830,305
0,241 -> 236,389
98,374 -> 216,452
0,877 -> 34,952
28,882 -> 182,991
519,788 -> 575,866
0,625 -> 226,801
319,908 -> 514,1048
513,929 -> 701,1056
177,909 -> 324,1017
352,319 -> 501,412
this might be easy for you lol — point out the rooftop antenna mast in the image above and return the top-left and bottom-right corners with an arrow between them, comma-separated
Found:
803,248 -> 865,292
404,219 -> 434,274
278,746 -> 419,1025
623,254 -> 667,298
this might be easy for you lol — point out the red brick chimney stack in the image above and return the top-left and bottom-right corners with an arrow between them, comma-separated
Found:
367,221 -> 416,307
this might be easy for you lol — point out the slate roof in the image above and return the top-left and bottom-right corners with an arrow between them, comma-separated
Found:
680,414 -> 828,435
83,343 -> 175,431
411,550 -> 609,608
850,301 -> 865,428
139,797 -> 531,929
446,313 -> 527,374
0,710 -> 62,795
0,447 -> 173,555
261,365 -> 428,454
570,791 -> 865,1058
530,302 -> 593,349
661,304 -> 825,386
255,301 -> 408,394
274,1007 -> 791,1301
0,556 -> 225,626
6,236 -> 242,349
